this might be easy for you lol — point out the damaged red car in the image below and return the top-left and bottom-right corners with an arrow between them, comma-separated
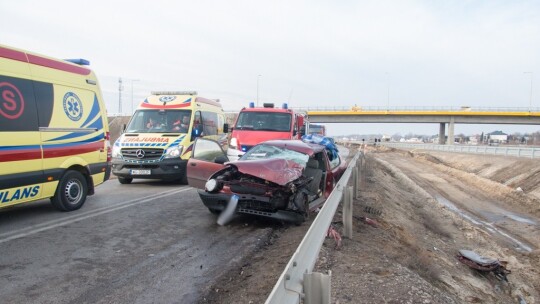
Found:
187,138 -> 347,224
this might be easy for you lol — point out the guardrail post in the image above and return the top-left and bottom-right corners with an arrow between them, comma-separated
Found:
343,186 -> 353,239
304,271 -> 331,304
353,163 -> 358,199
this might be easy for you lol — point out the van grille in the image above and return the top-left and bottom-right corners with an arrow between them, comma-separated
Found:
122,148 -> 164,161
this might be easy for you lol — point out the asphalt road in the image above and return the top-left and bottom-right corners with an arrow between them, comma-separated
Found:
0,180 -> 273,303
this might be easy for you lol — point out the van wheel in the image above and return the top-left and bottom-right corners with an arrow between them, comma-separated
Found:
118,177 -> 133,184
51,171 -> 88,211
178,172 -> 188,185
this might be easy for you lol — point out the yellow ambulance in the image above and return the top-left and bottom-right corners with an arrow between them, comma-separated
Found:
0,44 -> 111,211
112,91 -> 228,184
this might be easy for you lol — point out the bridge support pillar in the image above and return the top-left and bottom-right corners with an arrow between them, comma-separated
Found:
447,117 -> 455,145
439,123 -> 446,144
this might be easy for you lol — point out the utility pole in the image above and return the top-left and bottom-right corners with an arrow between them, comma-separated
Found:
524,72 -> 533,111
257,74 -> 261,107
118,78 -> 124,114
386,72 -> 390,111
131,79 -> 140,114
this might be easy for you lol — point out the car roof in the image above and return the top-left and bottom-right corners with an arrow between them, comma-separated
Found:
260,140 -> 324,156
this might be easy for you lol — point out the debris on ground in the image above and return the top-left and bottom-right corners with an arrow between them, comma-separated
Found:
457,249 -> 511,282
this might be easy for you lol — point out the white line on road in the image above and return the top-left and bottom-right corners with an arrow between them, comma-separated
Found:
0,187 -> 192,244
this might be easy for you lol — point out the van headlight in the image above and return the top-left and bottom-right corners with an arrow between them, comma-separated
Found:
164,145 -> 183,158
112,146 -> 122,158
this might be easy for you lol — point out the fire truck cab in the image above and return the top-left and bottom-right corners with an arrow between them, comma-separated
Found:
227,102 -> 308,161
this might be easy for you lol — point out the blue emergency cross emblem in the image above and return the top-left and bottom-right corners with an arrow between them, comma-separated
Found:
63,92 -> 83,121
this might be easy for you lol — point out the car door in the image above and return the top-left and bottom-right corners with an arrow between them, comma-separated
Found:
187,138 -> 228,189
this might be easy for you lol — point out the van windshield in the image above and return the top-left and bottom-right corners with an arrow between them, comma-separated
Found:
235,112 -> 291,132
125,110 -> 192,133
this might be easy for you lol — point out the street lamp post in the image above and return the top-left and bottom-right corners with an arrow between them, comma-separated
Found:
385,72 -> 390,110
131,79 -> 140,114
524,72 -> 533,111
257,74 -> 261,107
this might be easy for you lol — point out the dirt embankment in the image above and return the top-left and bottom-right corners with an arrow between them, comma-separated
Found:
199,146 -> 540,304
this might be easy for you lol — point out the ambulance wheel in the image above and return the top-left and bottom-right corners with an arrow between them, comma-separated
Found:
51,171 -> 88,211
118,177 -> 133,184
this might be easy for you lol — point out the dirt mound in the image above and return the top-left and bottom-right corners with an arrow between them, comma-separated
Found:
419,151 -> 540,200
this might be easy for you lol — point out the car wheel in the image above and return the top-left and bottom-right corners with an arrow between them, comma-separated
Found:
208,208 -> 220,215
302,198 -> 311,221
118,177 -> 133,184
51,171 -> 88,211
292,191 -> 310,223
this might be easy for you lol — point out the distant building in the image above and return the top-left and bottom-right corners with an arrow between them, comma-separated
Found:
469,134 -> 480,145
487,130 -> 508,143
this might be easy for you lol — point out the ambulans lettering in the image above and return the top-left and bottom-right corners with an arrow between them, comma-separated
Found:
122,137 -> 169,143
63,92 -> 83,121
0,185 -> 40,203
0,81 -> 25,119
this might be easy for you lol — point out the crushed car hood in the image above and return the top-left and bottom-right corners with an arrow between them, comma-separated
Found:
228,158 -> 303,186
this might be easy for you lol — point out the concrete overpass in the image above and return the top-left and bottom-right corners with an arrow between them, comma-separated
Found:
301,106 -> 540,144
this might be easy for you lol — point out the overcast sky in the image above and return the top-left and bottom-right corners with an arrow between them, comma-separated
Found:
2,1 -> 539,136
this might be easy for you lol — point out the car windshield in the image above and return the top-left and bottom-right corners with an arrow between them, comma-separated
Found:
241,144 -> 309,167
234,112 -> 291,132
125,109 -> 192,133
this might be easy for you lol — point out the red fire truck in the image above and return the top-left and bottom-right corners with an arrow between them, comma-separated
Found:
226,102 -> 308,160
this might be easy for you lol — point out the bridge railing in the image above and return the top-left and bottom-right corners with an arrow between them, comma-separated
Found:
290,106 -> 540,112
377,142 -> 540,158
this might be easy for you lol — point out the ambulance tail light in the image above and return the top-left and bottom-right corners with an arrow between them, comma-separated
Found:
105,132 -> 112,162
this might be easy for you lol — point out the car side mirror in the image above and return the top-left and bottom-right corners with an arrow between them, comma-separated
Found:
223,123 -> 229,134
122,124 -> 126,132
215,155 -> 228,164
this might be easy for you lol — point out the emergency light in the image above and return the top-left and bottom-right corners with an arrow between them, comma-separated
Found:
151,91 -> 197,95
64,59 -> 90,65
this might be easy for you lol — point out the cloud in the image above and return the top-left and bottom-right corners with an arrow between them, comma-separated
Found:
1,0 -> 539,135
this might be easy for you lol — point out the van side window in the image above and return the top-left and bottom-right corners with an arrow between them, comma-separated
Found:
192,111 -> 204,138
34,81 -> 55,127
201,111 -> 218,136
0,76 -> 39,131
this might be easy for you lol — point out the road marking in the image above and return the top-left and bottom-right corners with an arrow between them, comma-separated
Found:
0,187 -> 192,244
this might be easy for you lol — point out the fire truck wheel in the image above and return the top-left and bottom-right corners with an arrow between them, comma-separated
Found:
51,171 -> 88,211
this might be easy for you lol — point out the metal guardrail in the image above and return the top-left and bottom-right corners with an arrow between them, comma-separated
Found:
265,151 -> 363,304
378,142 -> 540,159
